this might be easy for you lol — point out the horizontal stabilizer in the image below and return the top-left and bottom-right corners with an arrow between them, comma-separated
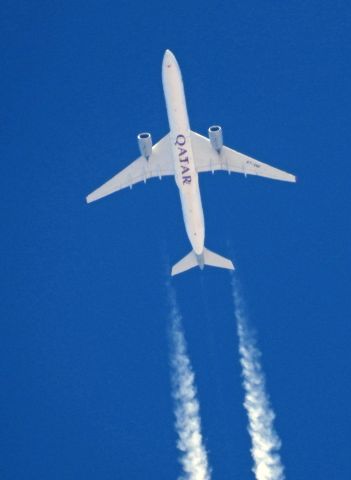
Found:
203,247 -> 234,270
171,247 -> 234,276
171,251 -> 198,276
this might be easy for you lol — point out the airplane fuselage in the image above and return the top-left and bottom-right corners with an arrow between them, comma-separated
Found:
162,50 -> 205,256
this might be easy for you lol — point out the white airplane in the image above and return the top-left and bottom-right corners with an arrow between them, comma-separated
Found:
86,50 -> 296,276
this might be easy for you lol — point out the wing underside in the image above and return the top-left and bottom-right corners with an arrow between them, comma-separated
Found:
86,130 -> 295,204
191,131 -> 296,182
86,133 -> 174,203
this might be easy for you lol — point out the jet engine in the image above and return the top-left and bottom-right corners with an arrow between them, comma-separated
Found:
137,132 -> 153,159
208,125 -> 223,152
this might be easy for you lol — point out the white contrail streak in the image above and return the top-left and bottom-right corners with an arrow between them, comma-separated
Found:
167,284 -> 211,480
232,276 -> 285,480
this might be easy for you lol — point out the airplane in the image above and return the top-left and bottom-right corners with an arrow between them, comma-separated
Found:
86,50 -> 296,276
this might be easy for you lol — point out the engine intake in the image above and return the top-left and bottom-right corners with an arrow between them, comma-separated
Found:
137,132 -> 153,159
208,125 -> 223,152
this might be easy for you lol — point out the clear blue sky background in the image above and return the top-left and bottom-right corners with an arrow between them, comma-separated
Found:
2,1 -> 351,479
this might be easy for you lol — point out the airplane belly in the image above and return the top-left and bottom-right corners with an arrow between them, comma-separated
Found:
172,132 -> 205,254
180,187 -> 205,254
162,50 -> 205,255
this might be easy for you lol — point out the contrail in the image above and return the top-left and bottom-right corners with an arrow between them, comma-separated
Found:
232,276 -> 285,480
167,283 -> 211,480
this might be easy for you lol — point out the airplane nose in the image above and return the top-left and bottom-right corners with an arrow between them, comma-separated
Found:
164,49 -> 175,62
163,49 -> 177,71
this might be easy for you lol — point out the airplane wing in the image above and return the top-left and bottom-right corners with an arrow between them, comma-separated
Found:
86,133 -> 174,203
191,131 -> 296,182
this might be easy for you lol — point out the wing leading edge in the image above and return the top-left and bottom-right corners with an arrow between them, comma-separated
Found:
86,134 -> 174,203
191,131 -> 296,182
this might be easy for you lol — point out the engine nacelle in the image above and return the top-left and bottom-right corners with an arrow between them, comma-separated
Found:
137,132 -> 153,159
208,125 -> 223,152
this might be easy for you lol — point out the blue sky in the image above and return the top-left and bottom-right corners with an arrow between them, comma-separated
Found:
2,1 -> 351,478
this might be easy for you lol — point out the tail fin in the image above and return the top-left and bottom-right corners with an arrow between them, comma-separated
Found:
171,247 -> 234,276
